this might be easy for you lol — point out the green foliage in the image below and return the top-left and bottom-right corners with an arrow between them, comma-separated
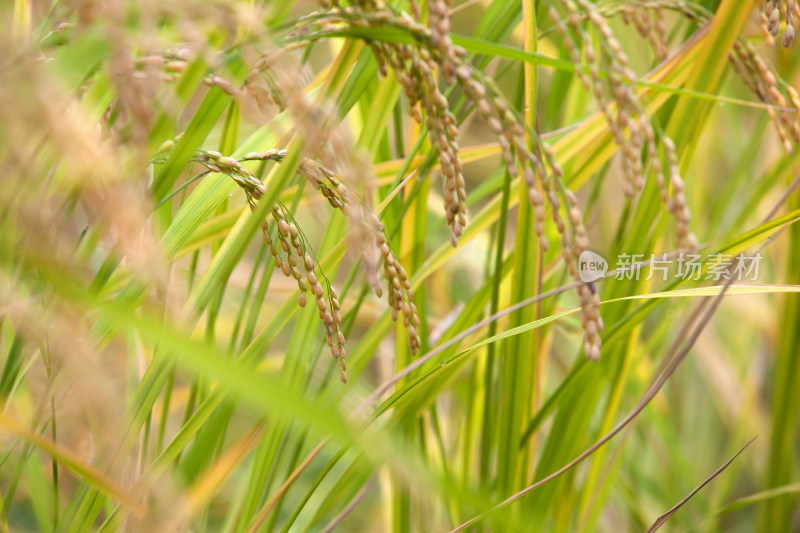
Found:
0,1 -> 799,532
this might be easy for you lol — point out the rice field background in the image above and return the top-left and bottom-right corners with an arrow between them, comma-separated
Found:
1,0 -> 799,531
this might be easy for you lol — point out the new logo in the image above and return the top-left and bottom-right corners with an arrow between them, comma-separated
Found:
578,250 -> 608,282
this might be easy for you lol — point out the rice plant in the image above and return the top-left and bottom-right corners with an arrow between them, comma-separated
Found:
1,0 -> 799,531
